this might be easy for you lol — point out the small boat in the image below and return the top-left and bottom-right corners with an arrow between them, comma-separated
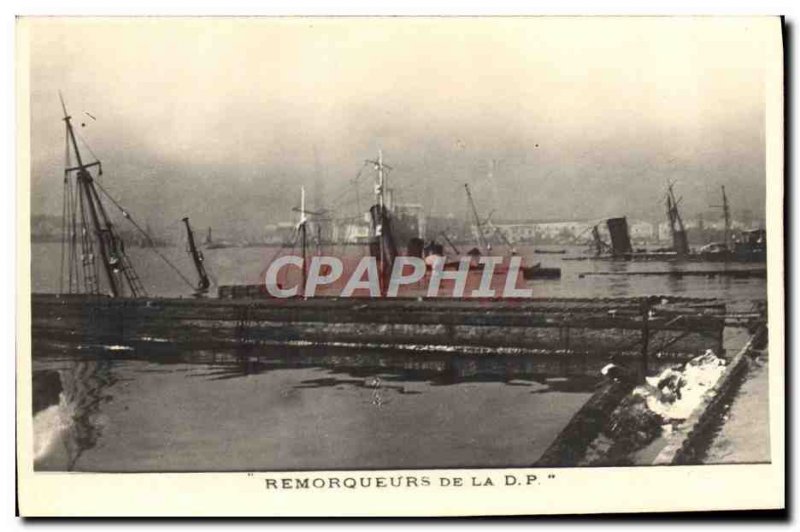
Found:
204,227 -> 235,249
698,188 -> 765,263
522,263 -> 562,280
461,183 -> 561,281
699,230 -> 766,263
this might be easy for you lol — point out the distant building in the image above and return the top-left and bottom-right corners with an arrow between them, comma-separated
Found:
628,220 -> 659,242
331,213 -> 372,244
326,203 -> 427,245
264,222 -> 297,245
493,219 -> 589,244
338,222 -> 372,244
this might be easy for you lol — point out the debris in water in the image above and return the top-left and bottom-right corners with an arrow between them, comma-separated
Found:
639,350 -> 727,422
105,345 -> 133,352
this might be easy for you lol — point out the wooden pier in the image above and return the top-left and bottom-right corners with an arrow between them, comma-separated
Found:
32,294 -> 726,378
578,268 -> 766,279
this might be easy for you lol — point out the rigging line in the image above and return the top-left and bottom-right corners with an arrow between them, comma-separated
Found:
321,183 -> 357,216
67,180 -> 77,292
60,178 -> 67,294
61,128 -> 73,294
286,226 -> 300,257
352,162 -> 369,216
312,162 -> 376,222
60,138 -> 67,292
326,183 -> 354,210
77,183 -> 97,293
65,181 -> 72,292
265,226 -> 299,269
326,189 -> 358,216
87,191 -> 101,292
71,182 -> 82,291
74,129 -> 102,166
76,185 -> 87,291
93,181 -> 196,291
322,162 -> 371,214
327,214 -> 366,223
69,183 -> 77,291
258,228 -> 299,290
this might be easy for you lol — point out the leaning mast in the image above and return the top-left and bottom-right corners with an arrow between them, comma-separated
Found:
59,94 -> 145,297
181,217 -> 210,295
464,183 -> 490,253
666,183 -> 689,257
721,185 -> 731,250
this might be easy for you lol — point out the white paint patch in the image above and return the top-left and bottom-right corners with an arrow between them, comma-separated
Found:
637,350 -> 728,422
33,393 -> 74,464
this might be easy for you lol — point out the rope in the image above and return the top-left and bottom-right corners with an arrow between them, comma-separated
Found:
312,162 -> 371,220
70,181 -> 81,291
59,177 -> 67,294
75,129 -> 102,166
265,226 -> 299,268
93,181 -> 197,291
60,129 -> 72,294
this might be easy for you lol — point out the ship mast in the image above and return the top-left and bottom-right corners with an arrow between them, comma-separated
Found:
709,184 -> 732,252
485,212 -> 513,249
181,217 -> 210,295
366,150 -> 396,295
376,150 -> 385,289
665,183 -> 689,257
721,185 -> 731,250
59,94 -> 145,297
298,186 -> 308,296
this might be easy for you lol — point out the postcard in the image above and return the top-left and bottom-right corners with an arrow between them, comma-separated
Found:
16,16 -> 784,516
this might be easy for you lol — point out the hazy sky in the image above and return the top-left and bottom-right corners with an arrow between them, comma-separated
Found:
27,17 -> 771,235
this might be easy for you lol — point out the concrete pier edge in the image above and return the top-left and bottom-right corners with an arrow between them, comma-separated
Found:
650,325 -> 768,465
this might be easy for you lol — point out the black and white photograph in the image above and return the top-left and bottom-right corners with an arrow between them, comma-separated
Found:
16,15 -> 784,516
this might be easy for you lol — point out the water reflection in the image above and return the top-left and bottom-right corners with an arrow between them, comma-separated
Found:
37,334 -> 684,402
32,346 -> 602,472
32,341 -> 607,467
183,345 -> 609,392
664,263 -> 688,294
606,260 -> 632,297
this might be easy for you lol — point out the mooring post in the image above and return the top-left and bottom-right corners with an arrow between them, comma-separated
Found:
640,298 -> 651,378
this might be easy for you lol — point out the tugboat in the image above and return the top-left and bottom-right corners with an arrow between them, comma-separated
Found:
461,183 -> 560,280
730,228 -> 767,262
